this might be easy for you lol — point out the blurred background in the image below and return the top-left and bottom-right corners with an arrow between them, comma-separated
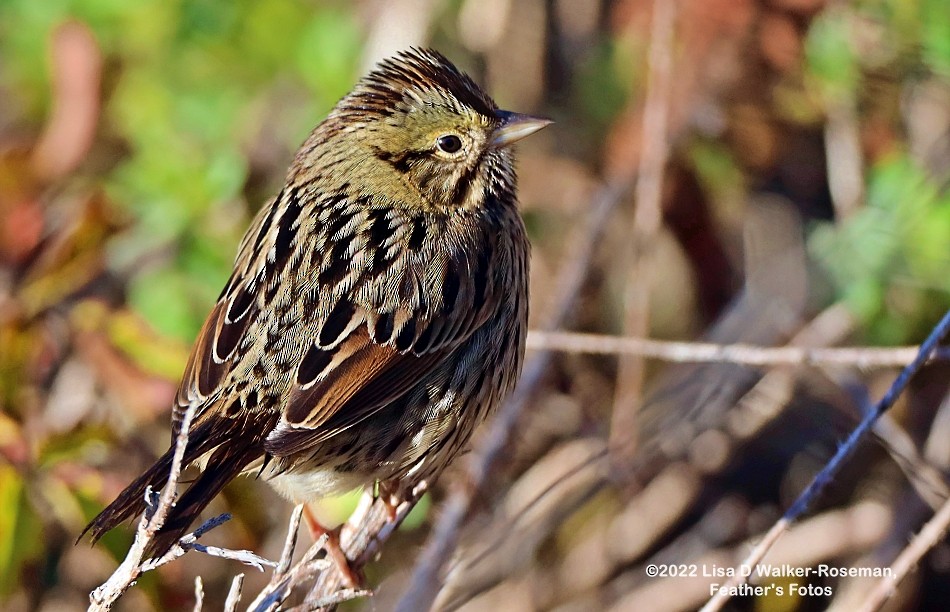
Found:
1,0 -> 949,610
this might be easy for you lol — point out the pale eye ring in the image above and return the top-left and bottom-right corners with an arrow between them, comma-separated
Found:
436,134 -> 463,154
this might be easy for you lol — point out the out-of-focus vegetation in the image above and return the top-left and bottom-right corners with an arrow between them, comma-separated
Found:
3,0 -> 364,346
0,0 -> 948,610
805,2 -> 950,344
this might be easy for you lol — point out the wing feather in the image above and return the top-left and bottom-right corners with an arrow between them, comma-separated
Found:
266,324 -> 446,456
173,193 -> 499,461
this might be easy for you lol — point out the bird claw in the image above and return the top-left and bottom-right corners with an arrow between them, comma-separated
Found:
374,480 -> 405,522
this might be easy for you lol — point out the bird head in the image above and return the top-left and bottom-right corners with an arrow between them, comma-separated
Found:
298,48 -> 551,213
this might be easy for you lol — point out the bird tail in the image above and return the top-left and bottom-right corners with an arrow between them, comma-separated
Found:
80,446 -> 177,543
80,420 -> 262,559
142,444 -> 261,557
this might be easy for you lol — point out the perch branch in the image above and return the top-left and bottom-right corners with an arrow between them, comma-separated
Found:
88,403 -> 276,610
88,402 -> 198,610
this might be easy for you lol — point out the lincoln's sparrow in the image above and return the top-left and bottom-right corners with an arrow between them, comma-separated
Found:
83,48 -> 550,557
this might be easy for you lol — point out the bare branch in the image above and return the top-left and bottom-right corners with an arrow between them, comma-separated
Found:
224,574 -> 244,612
278,504 -> 305,576
88,405 -> 276,610
88,401 -> 198,610
191,544 -> 276,572
611,0 -> 679,459
858,490 -> 950,611
246,487 -> 420,612
284,589 -> 369,612
135,514 -> 275,574
526,329 -> 950,368
308,483 -> 425,604
193,576 -> 204,612
248,532 -> 331,612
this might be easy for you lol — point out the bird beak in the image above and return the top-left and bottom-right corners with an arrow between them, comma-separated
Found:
491,111 -> 553,148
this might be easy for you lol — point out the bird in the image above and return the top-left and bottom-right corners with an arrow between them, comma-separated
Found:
82,48 -> 551,563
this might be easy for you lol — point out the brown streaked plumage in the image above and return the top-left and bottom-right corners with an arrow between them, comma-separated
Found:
83,48 -> 550,557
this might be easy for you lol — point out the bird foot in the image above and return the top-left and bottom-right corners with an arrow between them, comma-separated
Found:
375,481 -> 404,522
302,503 -> 362,589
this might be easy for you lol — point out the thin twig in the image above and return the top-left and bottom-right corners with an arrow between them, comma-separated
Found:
137,514 -> 275,573
858,491 -> 950,611
88,401 -> 198,610
248,487 -> 419,612
248,533 -> 332,612
139,513 -> 227,571
873,415 -> 950,510
192,544 -> 276,571
299,588 -> 372,611
88,405 -> 276,610
231,507 -> 302,612
611,0 -> 678,459
700,308 -> 950,612
278,505 -> 306,576
224,574 -> 244,612
526,330 -> 950,367
193,576 -> 204,612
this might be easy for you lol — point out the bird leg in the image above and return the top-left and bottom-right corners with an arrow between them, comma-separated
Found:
302,503 -> 362,589
376,480 -> 404,522
376,478 -> 430,523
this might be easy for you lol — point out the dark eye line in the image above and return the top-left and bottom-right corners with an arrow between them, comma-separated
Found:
373,146 -> 430,173
372,140 -> 467,174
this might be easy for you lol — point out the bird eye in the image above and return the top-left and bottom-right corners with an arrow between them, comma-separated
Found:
436,134 -> 463,154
